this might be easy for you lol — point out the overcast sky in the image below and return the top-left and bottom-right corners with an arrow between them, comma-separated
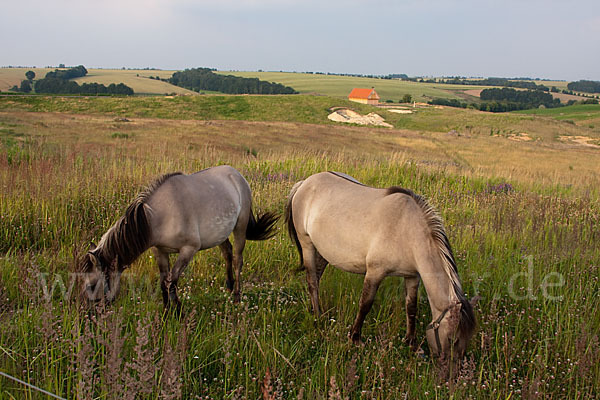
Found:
2,0 -> 599,80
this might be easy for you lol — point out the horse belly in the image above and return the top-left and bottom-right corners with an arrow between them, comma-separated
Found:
309,230 -> 368,275
198,209 -> 239,249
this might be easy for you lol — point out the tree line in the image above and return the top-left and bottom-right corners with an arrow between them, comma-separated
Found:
168,68 -> 297,94
567,80 -> 600,94
429,87 -> 568,112
434,77 -> 550,91
9,65 -> 134,95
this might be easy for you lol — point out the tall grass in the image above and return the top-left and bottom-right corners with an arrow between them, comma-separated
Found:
0,103 -> 599,398
1,143 -> 599,398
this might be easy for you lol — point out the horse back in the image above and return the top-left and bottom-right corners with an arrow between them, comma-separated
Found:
146,166 -> 251,250
291,172 -> 429,275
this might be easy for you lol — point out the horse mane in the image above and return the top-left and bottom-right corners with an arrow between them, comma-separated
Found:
92,172 -> 183,269
386,186 -> 476,337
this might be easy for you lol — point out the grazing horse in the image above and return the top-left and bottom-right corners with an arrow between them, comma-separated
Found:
285,171 -> 476,364
79,165 -> 278,310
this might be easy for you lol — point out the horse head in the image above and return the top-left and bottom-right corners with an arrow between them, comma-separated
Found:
79,243 -> 122,304
426,297 -> 479,377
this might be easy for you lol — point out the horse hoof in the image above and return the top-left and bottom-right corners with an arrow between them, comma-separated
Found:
348,332 -> 362,346
233,293 -> 241,304
403,336 -> 418,351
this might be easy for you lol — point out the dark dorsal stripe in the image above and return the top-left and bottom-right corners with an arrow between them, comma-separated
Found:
327,171 -> 366,186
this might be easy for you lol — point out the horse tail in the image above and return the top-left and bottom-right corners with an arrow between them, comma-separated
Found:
285,180 -> 305,270
246,209 -> 279,241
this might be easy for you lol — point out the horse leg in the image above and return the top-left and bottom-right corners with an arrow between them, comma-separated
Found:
315,251 -> 328,282
153,247 -> 170,307
302,245 -> 322,316
349,271 -> 385,345
403,276 -> 420,350
231,229 -> 247,304
167,246 -> 197,312
219,239 -> 234,292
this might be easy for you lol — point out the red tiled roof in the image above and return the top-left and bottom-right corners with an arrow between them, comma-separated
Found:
348,88 -> 379,100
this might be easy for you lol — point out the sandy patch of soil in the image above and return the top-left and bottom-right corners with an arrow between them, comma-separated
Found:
508,133 -> 533,141
388,109 -> 413,114
328,108 -> 393,128
559,135 -> 600,148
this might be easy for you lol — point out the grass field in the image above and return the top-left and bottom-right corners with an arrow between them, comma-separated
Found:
2,68 -> 593,104
0,68 -> 195,96
216,71 -> 487,103
1,68 -> 484,101
517,103 -> 600,123
1,94 -> 599,399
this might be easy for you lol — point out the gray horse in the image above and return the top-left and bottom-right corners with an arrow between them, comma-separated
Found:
285,171 -> 476,367
79,165 -> 278,310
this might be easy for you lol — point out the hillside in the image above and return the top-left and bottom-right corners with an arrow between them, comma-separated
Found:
216,71 -> 486,102
0,68 -> 196,95
1,94 -> 599,189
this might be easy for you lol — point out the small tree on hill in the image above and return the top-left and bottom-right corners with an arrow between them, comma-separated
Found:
401,94 -> 412,103
20,80 -> 32,93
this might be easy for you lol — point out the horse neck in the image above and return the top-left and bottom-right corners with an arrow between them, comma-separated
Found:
95,226 -> 116,264
419,254 -> 463,321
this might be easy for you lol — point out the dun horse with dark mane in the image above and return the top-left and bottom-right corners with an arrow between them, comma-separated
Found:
79,165 -> 278,310
286,172 -> 476,367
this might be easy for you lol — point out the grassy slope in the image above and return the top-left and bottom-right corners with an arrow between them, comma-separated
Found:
2,68 -> 482,100
216,71 -> 488,102
0,95 -> 599,398
0,68 -> 196,95
74,69 -> 198,95
0,67 -> 55,91
2,95 -> 600,188
516,103 -> 600,121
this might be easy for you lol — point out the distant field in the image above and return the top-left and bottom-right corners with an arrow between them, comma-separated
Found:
0,67 -> 55,91
216,71 -> 488,102
0,68 -> 196,95
74,69 -> 197,95
2,68 -> 589,102
516,103 -> 600,125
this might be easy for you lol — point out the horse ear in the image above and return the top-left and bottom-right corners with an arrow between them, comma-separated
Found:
89,253 -> 99,269
89,242 -> 97,251
470,295 -> 481,308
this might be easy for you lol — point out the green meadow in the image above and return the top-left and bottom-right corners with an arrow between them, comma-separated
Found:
0,94 -> 599,399
216,71 -> 485,102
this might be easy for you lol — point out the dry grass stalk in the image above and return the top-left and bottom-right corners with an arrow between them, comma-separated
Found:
99,310 -> 126,397
576,328 -> 599,381
75,317 -> 96,400
328,376 -> 342,400
261,367 -> 275,400
124,313 -> 158,398
344,352 -> 359,396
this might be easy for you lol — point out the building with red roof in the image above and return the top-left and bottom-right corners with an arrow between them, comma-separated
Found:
348,88 -> 380,105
